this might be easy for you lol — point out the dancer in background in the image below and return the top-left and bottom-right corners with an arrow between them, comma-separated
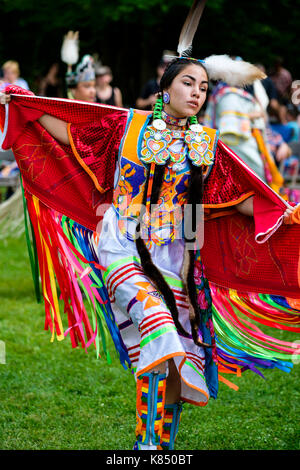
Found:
65,55 -> 96,102
204,75 -> 284,194
61,30 -> 96,102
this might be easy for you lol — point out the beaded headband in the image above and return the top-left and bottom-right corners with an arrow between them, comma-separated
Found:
65,55 -> 95,87
164,55 -> 205,64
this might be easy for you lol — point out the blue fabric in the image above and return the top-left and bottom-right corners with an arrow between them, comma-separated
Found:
195,249 -> 219,399
270,124 -> 293,143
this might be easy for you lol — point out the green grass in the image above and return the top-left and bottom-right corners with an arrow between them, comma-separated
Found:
0,234 -> 299,450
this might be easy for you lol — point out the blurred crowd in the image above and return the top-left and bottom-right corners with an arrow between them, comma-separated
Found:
0,53 -> 299,202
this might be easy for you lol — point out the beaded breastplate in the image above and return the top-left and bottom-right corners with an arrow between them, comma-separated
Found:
112,110 -> 219,244
140,124 -> 215,167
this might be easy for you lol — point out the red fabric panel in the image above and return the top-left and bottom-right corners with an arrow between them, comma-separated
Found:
202,142 -> 300,297
203,140 -> 288,239
1,86 -> 129,231
202,212 -> 300,297
203,142 -> 253,205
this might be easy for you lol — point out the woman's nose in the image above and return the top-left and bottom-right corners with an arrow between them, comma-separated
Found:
192,87 -> 200,98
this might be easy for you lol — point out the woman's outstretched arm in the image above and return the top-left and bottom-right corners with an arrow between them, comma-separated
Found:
39,114 -> 69,145
236,195 -> 295,220
0,92 -> 70,145
235,196 -> 254,216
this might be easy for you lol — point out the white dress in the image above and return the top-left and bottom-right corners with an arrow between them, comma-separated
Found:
98,138 -> 209,406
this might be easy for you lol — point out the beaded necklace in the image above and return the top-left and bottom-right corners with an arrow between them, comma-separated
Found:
161,110 -> 188,127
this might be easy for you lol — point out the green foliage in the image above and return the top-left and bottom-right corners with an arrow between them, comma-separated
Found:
0,234 -> 299,450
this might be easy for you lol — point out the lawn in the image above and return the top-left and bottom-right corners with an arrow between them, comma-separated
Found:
0,233 -> 299,450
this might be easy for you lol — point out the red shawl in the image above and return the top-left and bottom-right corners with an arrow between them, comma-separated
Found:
202,141 -> 300,297
0,85 -> 129,230
1,86 -> 299,299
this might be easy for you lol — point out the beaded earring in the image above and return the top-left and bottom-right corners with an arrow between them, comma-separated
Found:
163,92 -> 170,104
152,94 -> 167,130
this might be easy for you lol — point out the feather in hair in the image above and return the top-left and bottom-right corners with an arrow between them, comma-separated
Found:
61,31 -> 79,66
177,0 -> 207,57
203,55 -> 267,86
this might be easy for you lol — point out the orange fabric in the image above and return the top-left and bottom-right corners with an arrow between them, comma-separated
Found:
252,128 -> 284,194
121,111 -> 150,163
218,374 -> 239,391
204,208 -> 236,220
67,123 -> 106,194
203,191 -> 255,209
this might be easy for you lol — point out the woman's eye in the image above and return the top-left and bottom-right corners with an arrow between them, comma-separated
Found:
183,81 -> 191,86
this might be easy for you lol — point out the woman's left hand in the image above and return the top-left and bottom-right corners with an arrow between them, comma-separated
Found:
0,93 -> 11,104
283,206 -> 294,219
283,204 -> 300,224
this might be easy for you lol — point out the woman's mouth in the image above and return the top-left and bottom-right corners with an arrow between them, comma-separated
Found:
187,101 -> 199,108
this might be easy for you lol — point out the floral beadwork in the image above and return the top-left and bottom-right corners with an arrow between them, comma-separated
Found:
140,126 -> 172,164
184,129 -> 214,166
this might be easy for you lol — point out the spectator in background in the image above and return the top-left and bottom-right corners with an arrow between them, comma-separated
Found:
285,104 -> 300,142
2,60 -> 29,90
136,53 -> 174,110
270,56 -> 293,124
95,65 -> 123,107
265,126 -> 292,164
38,63 -> 63,98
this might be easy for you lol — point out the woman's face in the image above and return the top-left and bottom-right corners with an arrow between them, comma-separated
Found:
96,73 -> 112,86
163,64 -> 208,118
3,67 -> 18,84
73,80 -> 96,102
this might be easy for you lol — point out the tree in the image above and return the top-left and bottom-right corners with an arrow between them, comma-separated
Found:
0,0 -> 299,106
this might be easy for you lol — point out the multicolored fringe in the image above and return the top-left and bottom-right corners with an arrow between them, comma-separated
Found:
160,402 -> 183,450
24,192 -> 130,368
194,248 -> 300,393
21,180 -> 41,303
211,285 -> 300,389
23,192 -> 300,396
135,371 -> 166,447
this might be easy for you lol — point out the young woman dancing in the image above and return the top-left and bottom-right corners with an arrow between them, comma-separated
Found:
1,1 -> 299,451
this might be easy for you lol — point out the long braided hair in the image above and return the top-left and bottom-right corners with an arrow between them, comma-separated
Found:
135,58 -> 211,348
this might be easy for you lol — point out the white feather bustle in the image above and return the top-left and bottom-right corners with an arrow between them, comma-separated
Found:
61,31 -> 79,66
203,54 -> 266,87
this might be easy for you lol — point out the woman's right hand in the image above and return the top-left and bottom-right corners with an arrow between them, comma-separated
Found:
0,93 -> 11,104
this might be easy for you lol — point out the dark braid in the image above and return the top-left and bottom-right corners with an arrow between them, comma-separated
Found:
184,163 -> 211,348
135,163 -> 191,338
